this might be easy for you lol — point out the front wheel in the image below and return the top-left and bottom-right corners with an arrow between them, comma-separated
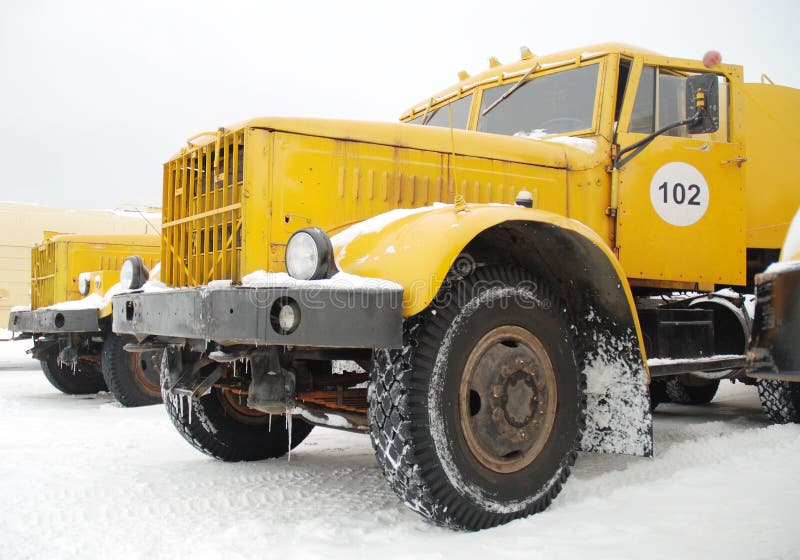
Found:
163,359 -> 313,462
39,354 -> 107,395
101,333 -> 163,407
370,266 -> 583,530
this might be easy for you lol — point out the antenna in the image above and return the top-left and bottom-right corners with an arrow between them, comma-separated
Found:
448,103 -> 466,212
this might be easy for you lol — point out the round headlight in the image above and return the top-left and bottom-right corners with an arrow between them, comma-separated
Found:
78,272 -> 91,296
120,256 -> 149,290
285,227 -> 336,280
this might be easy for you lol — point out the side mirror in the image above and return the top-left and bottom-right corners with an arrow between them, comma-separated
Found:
686,73 -> 720,134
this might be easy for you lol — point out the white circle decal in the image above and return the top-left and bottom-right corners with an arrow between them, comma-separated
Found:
649,162 -> 709,227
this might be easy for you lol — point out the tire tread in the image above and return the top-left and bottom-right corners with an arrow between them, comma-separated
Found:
369,265 -> 585,530
757,379 -> 800,423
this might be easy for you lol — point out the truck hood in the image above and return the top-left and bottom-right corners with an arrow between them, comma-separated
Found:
196,116 -> 609,171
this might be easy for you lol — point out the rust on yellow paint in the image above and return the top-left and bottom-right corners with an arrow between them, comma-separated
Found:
159,43 -> 798,303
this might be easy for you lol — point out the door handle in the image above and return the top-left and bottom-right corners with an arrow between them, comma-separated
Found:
722,157 -> 748,167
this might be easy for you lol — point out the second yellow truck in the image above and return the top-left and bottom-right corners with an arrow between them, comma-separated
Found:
9,233 -> 161,406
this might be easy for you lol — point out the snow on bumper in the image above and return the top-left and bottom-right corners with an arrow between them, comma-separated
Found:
8,308 -> 100,334
112,283 -> 404,348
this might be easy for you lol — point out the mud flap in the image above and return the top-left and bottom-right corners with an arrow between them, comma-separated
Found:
577,325 -> 653,457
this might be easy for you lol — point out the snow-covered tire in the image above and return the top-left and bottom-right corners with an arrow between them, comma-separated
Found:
101,333 -> 162,407
757,379 -> 800,423
369,265 -> 583,530
664,377 -> 719,405
39,354 -> 107,395
163,381 -> 313,462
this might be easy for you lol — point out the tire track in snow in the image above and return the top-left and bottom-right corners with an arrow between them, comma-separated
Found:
2,349 -> 798,559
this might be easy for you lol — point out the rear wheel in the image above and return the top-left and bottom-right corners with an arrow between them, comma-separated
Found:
101,333 -> 162,407
664,377 -> 719,405
163,363 -> 313,462
757,379 -> 800,423
39,354 -> 107,395
370,265 -> 583,530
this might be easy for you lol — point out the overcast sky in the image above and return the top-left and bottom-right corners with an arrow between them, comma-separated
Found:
1,0 -> 797,210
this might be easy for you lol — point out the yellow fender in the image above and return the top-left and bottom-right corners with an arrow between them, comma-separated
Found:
334,204 -> 630,316
333,204 -> 654,456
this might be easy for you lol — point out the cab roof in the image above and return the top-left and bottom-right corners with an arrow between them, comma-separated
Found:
400,43 -> 660,120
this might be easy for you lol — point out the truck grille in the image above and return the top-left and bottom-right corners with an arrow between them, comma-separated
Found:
30,240 -> 56,309
162,130 -> 245,287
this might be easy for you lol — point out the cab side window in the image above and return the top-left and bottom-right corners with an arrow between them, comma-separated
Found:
629,65 -> 729,141
629,65 -> 658,134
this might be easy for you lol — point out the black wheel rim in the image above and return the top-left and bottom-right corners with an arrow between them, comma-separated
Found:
131,351 -> 161,398
459,325 -> 557,474
215,388 -> 270,426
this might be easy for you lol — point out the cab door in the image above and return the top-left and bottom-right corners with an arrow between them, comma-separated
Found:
615,58 -> 746,288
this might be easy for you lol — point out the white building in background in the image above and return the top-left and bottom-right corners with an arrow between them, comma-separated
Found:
0,202 -> 160,327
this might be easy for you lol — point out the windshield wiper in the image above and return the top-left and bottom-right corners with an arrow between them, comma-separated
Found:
481,63 -> 540,117
420,97 -> 435,125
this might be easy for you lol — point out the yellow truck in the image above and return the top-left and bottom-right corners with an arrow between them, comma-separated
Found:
9,234 -> 161,406
112,43 -> 800,530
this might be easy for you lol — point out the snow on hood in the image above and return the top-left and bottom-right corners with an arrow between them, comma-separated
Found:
513,130 -> 597,154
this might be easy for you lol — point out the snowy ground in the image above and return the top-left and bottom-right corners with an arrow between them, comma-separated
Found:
1,335 -> 798,560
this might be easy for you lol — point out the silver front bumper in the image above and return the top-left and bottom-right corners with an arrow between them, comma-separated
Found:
112,284 -> 404,348
8,308 -> 101,334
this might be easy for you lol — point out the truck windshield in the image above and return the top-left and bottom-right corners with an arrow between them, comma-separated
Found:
477,64 -> 599,137
408,94 -> 473,129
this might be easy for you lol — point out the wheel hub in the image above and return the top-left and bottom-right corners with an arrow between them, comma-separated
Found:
131,351 -> 161,398
500,369 -> 538,428
217,387 -> 270,426
460,326 -> 557,474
